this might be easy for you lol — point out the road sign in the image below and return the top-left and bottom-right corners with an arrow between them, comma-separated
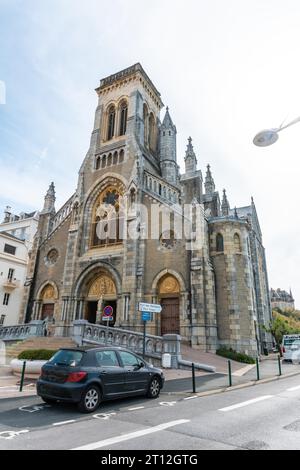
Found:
142,312 -> 151,322
139,302 -> 162,313
102,316 -> 113,322
103,305 -> 113,316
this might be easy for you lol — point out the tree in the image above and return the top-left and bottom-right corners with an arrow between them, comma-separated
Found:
263,313 -> 298,357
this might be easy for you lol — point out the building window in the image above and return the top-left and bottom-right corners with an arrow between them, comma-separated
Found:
0,315 -> 5,325
101,155 -> 107,169
107,105 -> 116,140
148,113 -> 155,150
119,149 -> 124,163
119,101 -> 128,136
113,151 -> 118,165
216,233 -> 224,252
3,293 -> 10,306
234,233 -> 242,252
7,268 -> 14,281
91,188 -> 124,247
143,103 -> 149,146
4,244 -> 16,255
95,156 -> 101,170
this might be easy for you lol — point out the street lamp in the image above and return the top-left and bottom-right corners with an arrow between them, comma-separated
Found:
253,116 -> 300,147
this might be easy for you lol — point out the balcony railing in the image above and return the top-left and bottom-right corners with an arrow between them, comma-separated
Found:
2,279 -> 21,290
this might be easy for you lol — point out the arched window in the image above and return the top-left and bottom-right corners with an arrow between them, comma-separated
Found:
143,103 -> 149,146
95,156 -> 101,170
107,153 -> 112,166
91,188 -> 124,247
119,149 -> 124,163
148,113 -> 155,150
119,101 -> 128,136
107,105 -> 116,140
216,233 -> 224,252
234,233 -> 242,252
101,155 -> 107,169
113,151 -> 118,165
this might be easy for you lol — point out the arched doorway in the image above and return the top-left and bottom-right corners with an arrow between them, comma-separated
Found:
40,284 -> 56,320
86,273 -> 117,325
158,275 -> 180,335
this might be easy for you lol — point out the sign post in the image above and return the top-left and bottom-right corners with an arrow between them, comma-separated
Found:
102,305 -> 113,345
139,303 -> 162,359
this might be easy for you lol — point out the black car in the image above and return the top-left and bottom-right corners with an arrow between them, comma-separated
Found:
37,346 -> 164,413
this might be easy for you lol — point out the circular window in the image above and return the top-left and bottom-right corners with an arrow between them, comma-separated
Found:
46,248 -> 59,266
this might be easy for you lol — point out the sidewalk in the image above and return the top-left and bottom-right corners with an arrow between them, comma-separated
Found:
0,365 -> 36,399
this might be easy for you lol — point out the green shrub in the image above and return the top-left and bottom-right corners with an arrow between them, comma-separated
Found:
216,347 -> 255,364
18,349 -> 57,361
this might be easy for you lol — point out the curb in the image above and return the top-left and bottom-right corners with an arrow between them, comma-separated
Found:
162,370 -> 300,397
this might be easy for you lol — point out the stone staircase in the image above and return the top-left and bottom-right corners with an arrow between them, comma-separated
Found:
5,337 -> 77,359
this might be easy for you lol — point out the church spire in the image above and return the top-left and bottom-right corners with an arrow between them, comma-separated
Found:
184,137 -> 197,173
221,189 -> 230,216
205,164 -> 215,194
160,107 -> 178,184
42,182 -> 56,213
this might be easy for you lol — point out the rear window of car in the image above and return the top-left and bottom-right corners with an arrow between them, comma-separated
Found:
283,336 -> 300,346
49,350 -> 83,367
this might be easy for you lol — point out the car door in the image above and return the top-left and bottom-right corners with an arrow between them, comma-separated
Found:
118,351 -> 150,393
94,350 -> 126,398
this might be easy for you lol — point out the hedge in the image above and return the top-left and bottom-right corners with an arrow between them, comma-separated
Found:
216,347 -> 255,364
18,349 -> 58,361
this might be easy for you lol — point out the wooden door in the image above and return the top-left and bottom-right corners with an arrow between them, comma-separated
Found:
161,298 -> 180,335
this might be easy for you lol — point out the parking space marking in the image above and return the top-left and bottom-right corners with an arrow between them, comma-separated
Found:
0,430 -> 29,440
93,412 -> 116,420
219,395 -> 274,412
184,396 -> 198,400
19,404 -> 51,413
159,401 -> 177,407
127,406 -> 145,411
286,385 -> 300,392
53,420 -> 76,426
71,419 -> 190,450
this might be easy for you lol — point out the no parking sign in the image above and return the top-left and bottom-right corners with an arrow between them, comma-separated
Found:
102,305 -> 113,321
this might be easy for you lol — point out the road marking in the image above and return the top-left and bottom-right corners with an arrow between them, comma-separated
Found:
286,385 -> 300,392
184,396 -> 198,400
219,395 -> 274,412
159,401 -> 177,407
93,412 -> 116,420
71,419 -> 190,450
0,430 -> 29,440
127,406 -> 145,411
52,420 -> 76,426
19,404 -> 50,413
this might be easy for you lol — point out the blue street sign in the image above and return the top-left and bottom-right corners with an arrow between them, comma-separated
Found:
142,311 -> 151,322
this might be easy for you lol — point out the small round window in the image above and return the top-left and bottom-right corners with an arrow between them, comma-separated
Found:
46,248 -> 59,266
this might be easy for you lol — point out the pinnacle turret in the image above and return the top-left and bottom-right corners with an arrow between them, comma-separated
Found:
42,182 -> 56,213
221,189 -> 230,216
205,164 -> 215,194
184,137 -> 197,174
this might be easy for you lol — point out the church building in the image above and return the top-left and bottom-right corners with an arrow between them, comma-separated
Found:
21,63 -> 272,356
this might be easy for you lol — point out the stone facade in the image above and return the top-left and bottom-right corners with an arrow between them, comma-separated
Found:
21,63 -> 272,356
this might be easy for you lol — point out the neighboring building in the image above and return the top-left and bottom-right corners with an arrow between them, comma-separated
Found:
0,232 -> 28,326
21,63 -> 272,355
270,288 -> 295,312
0,207 -> 39,251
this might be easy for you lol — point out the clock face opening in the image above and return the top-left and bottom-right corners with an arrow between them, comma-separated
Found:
253,129 -> 279,147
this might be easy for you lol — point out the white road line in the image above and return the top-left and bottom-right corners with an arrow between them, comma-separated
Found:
286,385 -> 300,392
127,406 -> 145,411
219,395 -> 274,412
52,420 -> 76,426
71,419 -> 190,450
184,396 -> 198,400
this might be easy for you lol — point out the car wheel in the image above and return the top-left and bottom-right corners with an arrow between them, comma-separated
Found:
78,385 -> 101,413
40,396 -> 57,405
147,376 -> 161,399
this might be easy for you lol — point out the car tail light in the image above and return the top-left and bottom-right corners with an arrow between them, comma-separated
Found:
282,346 -> 285,353
66,372 -> 87,383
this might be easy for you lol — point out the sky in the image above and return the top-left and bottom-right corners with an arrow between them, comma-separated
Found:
0,0 -> 299,306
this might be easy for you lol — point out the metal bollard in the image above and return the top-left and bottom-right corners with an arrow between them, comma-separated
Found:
278,355 -> 282,376
192,362 -> 196,393
228,360 -> 232,387
19,360 -> 26,392
256,357 -> 260,381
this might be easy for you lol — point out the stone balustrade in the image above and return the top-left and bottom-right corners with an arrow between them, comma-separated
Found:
0,321 -> 45,341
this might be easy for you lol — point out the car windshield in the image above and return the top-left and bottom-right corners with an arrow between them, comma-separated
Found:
49,350 -> 83,367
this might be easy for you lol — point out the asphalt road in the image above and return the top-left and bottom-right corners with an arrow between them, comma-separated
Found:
1,374 -> 300,450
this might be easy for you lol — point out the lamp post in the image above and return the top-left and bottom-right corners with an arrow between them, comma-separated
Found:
253,116 -> 300,147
